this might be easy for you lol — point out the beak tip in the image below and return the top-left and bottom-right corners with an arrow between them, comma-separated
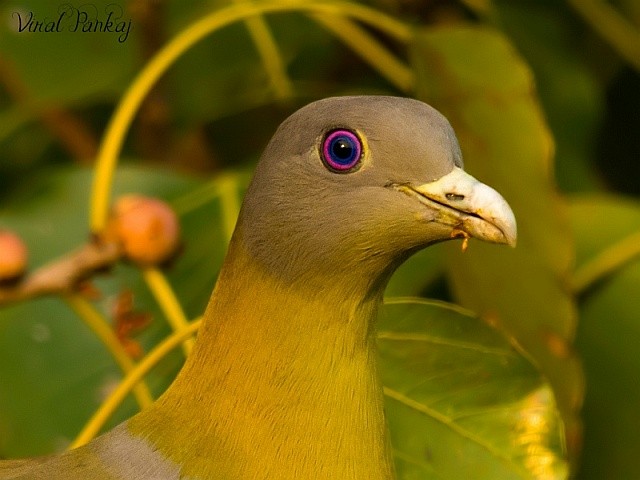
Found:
471,206 -> 517,248
506,234 -> 517,248
497,212 -> 517,248
503,212 -> 518,248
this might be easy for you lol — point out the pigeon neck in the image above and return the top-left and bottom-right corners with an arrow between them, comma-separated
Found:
131,230 -> 396,479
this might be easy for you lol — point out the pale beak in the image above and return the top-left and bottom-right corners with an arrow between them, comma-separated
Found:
395,167 -> 517,247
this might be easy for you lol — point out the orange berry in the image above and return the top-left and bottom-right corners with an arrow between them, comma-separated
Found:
110,195 -> 181,266
0,229 -> 28,280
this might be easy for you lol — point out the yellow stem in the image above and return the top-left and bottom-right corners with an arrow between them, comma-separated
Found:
233,0 -> 293,99
89,0 -> 412,234
141,267 -> 195,356
572,231 -> 640,294
310,14 -> 414,92
217,173 -> 242,244
63,295 -> 154,409
567,0 -> 640,72
172,171 -> 248,217
70,318 -> 202,448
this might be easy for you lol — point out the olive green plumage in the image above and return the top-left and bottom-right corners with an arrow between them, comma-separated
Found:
0,96 -> 516,479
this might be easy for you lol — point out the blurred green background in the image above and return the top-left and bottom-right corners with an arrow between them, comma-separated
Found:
0,0 -> 639,478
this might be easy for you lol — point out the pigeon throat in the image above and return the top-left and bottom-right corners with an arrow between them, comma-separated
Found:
131,230 -> 396,480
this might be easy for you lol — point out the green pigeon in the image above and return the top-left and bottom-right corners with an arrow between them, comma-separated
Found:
0,96 -> 516,479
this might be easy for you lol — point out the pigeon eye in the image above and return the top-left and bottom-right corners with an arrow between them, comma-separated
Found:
321,129 -> 362,172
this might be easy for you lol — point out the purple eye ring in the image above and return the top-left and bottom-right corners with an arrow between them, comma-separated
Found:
321,129 -> 363,172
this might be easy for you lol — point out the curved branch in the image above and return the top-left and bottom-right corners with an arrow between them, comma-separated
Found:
89,0 -> 413,234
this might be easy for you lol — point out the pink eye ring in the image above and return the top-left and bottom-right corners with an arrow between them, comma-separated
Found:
321,129 -> 363,172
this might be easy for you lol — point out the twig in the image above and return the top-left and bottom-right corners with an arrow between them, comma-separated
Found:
0,240 -> 121,305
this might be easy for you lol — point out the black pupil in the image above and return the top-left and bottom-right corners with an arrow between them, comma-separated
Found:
332,138 -> 353,160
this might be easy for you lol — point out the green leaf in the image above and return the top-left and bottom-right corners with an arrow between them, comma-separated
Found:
569,194 -> 640,479
380,298 -> 568,480
409,26 -> 583,450
0,165 -> 246,456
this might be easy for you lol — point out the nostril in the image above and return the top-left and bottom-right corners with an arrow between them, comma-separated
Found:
445,193 -> 465,201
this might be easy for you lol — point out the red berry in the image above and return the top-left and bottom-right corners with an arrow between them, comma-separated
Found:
0,230 -> 28,280
109,195 -> 181,266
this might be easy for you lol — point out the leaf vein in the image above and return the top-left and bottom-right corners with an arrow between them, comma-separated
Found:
378,331 -> 515,356
383,387 -> 530,476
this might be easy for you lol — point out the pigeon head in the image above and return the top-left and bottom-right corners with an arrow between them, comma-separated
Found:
237,96 -> 516,290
